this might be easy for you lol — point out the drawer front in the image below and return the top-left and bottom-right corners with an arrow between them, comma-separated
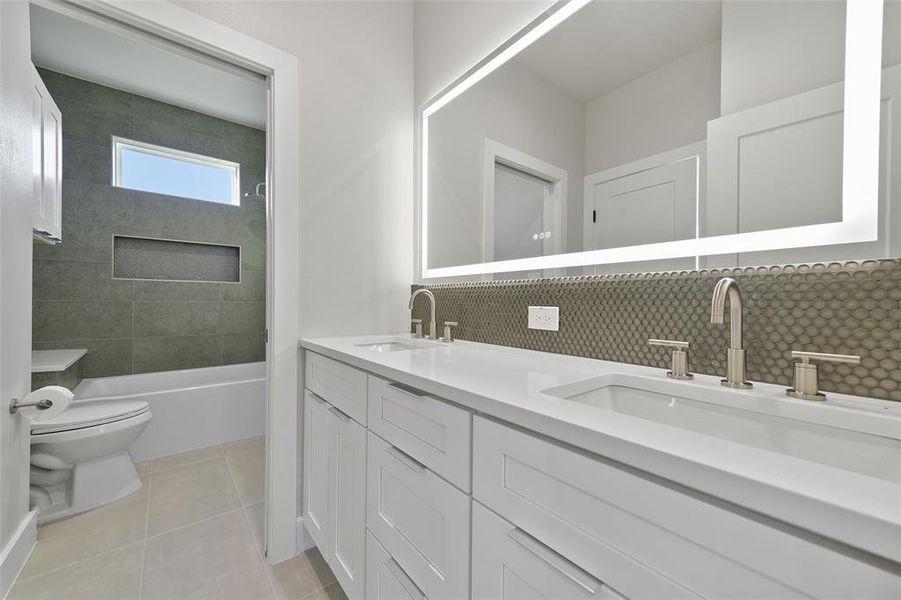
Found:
368,375 -> 473,491
367,431 -> 471,600
305,351 -> 368,425
474,417 -> 901,600
472,501 -> 627,600
367,531 -> 426,600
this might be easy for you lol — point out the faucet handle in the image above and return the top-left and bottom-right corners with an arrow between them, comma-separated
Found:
648,339 -> 693,380
786,351 -> 860,401
441,321 -> 459,343
411,319 -> 423,338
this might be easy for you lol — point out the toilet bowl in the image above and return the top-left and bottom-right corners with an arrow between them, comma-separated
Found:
30,399 -> 152,524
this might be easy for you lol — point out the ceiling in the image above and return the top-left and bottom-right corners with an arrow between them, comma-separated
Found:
30,4 -> 267,130
516,0 -> 723,102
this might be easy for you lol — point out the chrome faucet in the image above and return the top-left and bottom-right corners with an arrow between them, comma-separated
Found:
710,277 -> 752,388
409,289 -> 437,340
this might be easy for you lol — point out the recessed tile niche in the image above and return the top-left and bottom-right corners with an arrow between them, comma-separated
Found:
113,235 -> 241,283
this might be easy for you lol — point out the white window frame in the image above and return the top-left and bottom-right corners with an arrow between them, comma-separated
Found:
112,136 -> 241,206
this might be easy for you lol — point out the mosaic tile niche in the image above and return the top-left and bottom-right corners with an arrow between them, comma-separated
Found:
411,259 -> 901,401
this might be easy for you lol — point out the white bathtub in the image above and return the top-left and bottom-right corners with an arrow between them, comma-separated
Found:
73,362 -> 266,462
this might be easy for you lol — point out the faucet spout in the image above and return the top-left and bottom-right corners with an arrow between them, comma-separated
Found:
710,277 -> 752,388
409,289 -> 437,340
710,277 -> 743,349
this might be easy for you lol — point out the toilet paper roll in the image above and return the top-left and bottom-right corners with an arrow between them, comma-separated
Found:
20,385 -> 74,421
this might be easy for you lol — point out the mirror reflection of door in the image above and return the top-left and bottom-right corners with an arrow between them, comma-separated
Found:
493,162 -> 553,262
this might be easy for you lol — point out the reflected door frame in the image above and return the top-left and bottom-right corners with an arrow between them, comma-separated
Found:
583,141 -> 706,276
481,138 -> 567,278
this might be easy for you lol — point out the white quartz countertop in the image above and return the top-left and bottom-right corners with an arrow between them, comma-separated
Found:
32,349 -> 88,373
301,334 -> 901,562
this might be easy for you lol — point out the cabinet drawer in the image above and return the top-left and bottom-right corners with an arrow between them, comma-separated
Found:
472,501 -> 627,600
368,375 -> 472,491
367,431 -> 470,600
473,417 -> 901,599
367,531 -> 426,600
305,351 -> 368,425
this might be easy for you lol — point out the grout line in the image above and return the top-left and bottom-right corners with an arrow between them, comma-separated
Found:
138,469 -> 153,600
223,444 -> 280,600
143,506 -> 246,543
13,539 -> 147,585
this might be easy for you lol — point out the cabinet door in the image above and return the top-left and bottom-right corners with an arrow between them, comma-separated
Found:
30,65 -> 62,242
330,406 -> 367,600
366,531 -> 425,600
472,501 -> 627,600
42,92 -> 62,241
303,391 -> 332,551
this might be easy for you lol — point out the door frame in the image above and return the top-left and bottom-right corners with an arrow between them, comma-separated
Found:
481,138 -> 567,270
33,0 -> 301,563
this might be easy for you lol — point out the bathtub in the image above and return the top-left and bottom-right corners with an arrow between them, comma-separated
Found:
73,362 -> 266,462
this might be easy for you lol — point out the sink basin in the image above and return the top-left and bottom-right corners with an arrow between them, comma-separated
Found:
542,373 -> 901,482
355,337 -> 442,353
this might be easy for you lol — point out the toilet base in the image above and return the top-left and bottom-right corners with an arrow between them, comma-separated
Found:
35,452 -> 142,525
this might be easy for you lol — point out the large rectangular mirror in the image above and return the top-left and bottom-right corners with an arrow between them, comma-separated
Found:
421,0 -> 898,280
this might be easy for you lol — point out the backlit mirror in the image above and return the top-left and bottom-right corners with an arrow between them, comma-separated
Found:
421,0 -> 898,280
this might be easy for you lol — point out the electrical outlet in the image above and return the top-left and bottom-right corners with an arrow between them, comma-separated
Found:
528,306 -> 559,331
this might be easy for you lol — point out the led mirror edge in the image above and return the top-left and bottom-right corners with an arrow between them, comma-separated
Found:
419,0 -> 884,280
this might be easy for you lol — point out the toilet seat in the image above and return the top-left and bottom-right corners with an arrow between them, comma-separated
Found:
31,400 -> 150,435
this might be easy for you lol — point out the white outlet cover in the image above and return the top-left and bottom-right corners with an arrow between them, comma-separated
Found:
528,306 -> 559,331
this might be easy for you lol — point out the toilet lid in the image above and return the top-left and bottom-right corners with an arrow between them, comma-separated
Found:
31,400 -> 150,434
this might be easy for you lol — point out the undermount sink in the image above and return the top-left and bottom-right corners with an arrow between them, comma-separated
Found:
542,373 -> 901,482
355,337 -> 442,353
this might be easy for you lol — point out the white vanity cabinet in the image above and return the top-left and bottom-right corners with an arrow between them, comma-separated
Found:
302,390 -> 367,599
31,64 -> 62,244
472,502 -> 628,600
366,431 -> 471,600
302,347 -> 900,600
472,416 -> 901,600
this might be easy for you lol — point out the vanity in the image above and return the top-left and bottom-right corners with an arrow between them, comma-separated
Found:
300,0 -> 901,597
300,335 -> 901,599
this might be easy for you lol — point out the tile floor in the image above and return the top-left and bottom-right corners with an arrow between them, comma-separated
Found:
9,437 -> 344,600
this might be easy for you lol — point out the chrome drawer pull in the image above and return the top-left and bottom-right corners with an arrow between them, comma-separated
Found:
327,404 -> 351,422
387,446 -> 426,473
507,528 -> 603,596
387,382 -> 427,399
386,558 -> 426,600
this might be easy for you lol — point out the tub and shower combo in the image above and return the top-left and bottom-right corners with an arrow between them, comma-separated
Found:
29,362 -> 266,523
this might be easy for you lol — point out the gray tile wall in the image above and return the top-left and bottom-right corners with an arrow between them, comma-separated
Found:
33,69 -> 266,378
412,259 -> 901,402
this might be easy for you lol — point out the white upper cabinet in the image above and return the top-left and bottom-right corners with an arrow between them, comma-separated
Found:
31,64 -> 62,244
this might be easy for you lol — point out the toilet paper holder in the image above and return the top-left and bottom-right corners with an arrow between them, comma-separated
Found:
8,398 -> 53,415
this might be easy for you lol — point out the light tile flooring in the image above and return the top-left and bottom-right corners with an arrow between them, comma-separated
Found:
10,437 -> 344,600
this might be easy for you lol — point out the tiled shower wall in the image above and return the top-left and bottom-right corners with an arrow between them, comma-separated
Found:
412,259 -> 901,401
32,69 -> 266,378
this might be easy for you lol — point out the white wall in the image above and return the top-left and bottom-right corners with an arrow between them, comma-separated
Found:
177,1 -> 413,339
413,0 -> 553,108
175,0 -> 413,527
428,60 -> 585,269
0,0 -> 35,587
585,42 -> 720,174
720,0 -> 846,116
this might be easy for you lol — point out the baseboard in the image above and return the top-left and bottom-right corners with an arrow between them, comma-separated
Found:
296,516 -> 315,553
0,510 -> 36,600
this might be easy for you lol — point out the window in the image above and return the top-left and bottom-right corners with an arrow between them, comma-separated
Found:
112,137 -> 240,205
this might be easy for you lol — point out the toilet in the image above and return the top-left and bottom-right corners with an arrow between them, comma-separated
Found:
30,400 -> 152,524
